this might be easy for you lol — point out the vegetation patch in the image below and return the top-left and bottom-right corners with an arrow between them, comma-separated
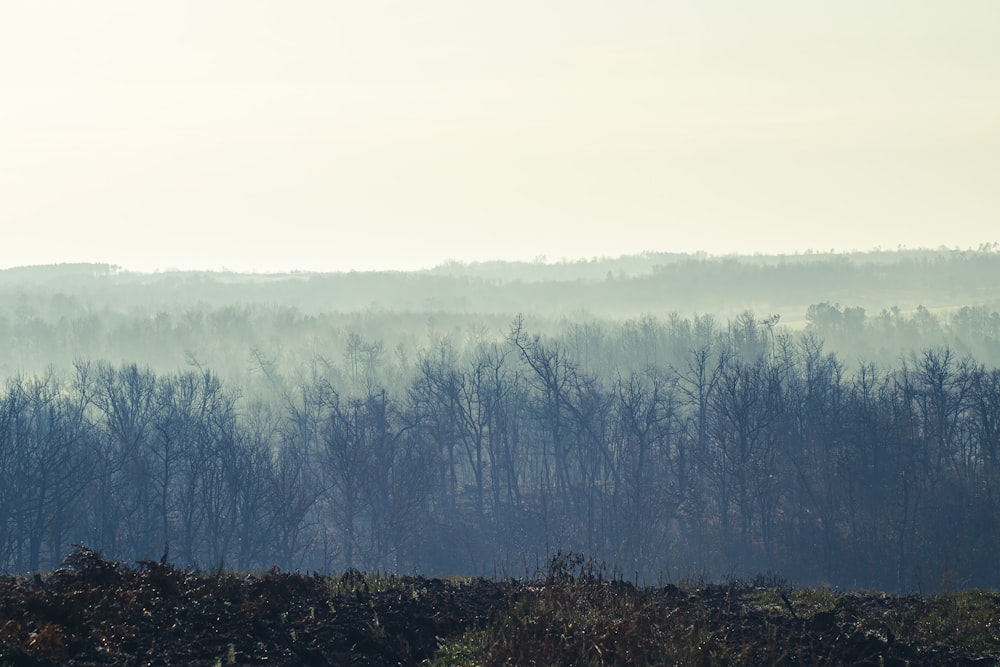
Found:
1,549 -> 998,666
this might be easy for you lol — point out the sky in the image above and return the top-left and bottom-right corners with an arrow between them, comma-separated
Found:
2,1 -> 998,273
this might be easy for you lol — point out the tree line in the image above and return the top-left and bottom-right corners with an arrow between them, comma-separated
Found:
2,314 -> 1000,591
3,246 -> 1000,325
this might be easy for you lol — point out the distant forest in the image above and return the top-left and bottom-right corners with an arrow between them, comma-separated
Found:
1,248 -> 999,591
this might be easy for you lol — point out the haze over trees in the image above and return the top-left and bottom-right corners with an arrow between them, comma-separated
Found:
1,247 -> 999,591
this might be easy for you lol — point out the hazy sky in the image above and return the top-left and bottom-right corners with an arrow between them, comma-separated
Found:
2,2 -> 998,272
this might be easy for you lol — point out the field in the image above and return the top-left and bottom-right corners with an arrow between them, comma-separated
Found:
1,549 -> 998,666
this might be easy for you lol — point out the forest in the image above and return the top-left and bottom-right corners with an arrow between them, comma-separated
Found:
1,248 -> 1000,592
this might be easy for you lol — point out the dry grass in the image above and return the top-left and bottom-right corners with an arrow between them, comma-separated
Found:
431,553 -> 1000,666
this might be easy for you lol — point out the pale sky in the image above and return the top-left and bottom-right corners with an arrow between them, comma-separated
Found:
2,1 -> 998,272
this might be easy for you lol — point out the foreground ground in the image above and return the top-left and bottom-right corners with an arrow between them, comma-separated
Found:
1,549 -> 998,665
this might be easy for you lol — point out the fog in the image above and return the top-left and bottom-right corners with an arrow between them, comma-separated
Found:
0,249 -> 999,590
3,1 -> 999,590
